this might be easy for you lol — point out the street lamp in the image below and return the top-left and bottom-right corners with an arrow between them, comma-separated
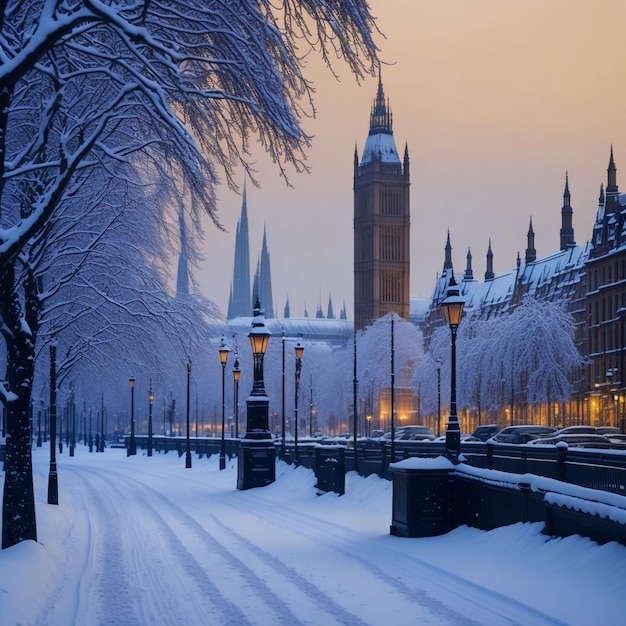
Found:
148,381 -> 154,457
185,362 -> 192,468
233,350 -> 240,439
281,331 -> 286,457
47,343 -> 58,505
440,275 -> 465,463
390,316 -> 396,463
128,377 -> 136,456
238,298 -> 275,490
294,339 -> 304,463
436,358 -> 442,437
219,338 -> 231,470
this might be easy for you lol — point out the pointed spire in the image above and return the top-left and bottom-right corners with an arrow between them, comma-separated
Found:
403,143 -> 410,175
560,170 -> 575,250
517,251 -> 521,270
228,177 -> 251,318
463,248 -> 474,281
525,217 -> 536,264
485,238 -> 494,281
443,230 -> 453,271
606,145 -> 619,213
327,294 -> 335,319
340,301 -> 347,320
599,183 -> 605,205
176,204 -> 190,298
283,296 -> 290,319
369,72 -> 393,136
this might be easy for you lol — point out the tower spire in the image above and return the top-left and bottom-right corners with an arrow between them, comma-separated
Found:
369,72 -> 393,136
560,170 -> 575,250
463,248 -> 474,281
228,178 -> 251,318
443,230 -> 453,271
485,239 -> 494,281
525,217 -> 536,264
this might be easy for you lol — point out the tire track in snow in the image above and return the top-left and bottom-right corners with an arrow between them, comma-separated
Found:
222,485 -> 569,626
104,465 -> 367,626
70,464 -> 251,626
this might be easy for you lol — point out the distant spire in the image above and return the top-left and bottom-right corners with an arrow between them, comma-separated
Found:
525,217 -> 536,264
327,294 -> 335,319
255,224 -> 274,317
369,72 -> 393,136
606,145 -> 619,214
485,239 -> 494,281
403,143 -> 410,175
463,248 -> 474,281
599,183 -> 605,206
443,230 -> 453,271
304,302 -> 308,318
176,204 -> 190,298
283,296 -> 290,319
517,251 -> 521,270
340,301 -> 347,320
560,170 -> 575,250
228,178 -> 251,318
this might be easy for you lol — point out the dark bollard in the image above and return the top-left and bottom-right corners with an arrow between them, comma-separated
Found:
556,442 -> 567,482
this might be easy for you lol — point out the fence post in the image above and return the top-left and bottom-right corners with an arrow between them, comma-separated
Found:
556,442 -> 567,482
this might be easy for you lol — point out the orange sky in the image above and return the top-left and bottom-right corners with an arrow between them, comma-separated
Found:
197,0 -> 626,319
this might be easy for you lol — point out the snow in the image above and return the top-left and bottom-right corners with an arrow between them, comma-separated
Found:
360,132 -> 400,165
1,447 -> 626,625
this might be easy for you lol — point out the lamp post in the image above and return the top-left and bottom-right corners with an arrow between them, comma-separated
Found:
219,338 -> 231,470
100,393 -> 105,453
440,276 -> 466,463
128,377 -> 136,456
390,316 -> 396,463
238,298 -> 275,490
294,339 -> 304,463
148,381 -> 154,457
353,331 -> 358,471
47,343 -> 58,505
233,351 -> 240,439
436,358 -> 442,437
281,331 -> 286,457
186,362 -> 192,468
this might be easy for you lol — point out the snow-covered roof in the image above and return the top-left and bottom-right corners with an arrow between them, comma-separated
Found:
227,316 -> 353,345
360,132 -> 400,165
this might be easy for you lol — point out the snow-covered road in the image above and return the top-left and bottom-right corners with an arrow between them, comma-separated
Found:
2,447 -> 625,625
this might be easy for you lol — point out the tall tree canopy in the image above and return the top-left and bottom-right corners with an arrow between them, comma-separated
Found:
0,0 -> 380,548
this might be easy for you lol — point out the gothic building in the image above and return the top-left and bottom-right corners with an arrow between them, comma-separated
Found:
424,148 -> 626,428
353,77 -> 410,331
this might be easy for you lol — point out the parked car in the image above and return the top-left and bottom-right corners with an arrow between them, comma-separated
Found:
369,429 -> 385,440
529,433 -> 613,449
471,424 -> 499,442
434,434 -> 482,443
554,425 -> 620,436
395,425 -> 436,441
489,425 -> 557,444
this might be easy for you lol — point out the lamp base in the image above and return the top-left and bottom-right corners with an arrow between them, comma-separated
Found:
237,439 -> 276,490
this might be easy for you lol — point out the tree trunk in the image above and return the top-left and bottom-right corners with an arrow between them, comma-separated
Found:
1,262 -> 37,549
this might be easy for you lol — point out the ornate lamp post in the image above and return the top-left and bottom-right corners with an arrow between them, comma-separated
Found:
294,339 -> 304,463
233,351 -> 240,439
440,276 -> 466,463
237,298 -> 275,490
128,377 -> 136,456
219,338 -> 231,470
148,382 -> 154,457
186,362 -> 192,468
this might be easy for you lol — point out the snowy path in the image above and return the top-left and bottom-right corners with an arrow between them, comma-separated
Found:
2,447 -> 625,625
